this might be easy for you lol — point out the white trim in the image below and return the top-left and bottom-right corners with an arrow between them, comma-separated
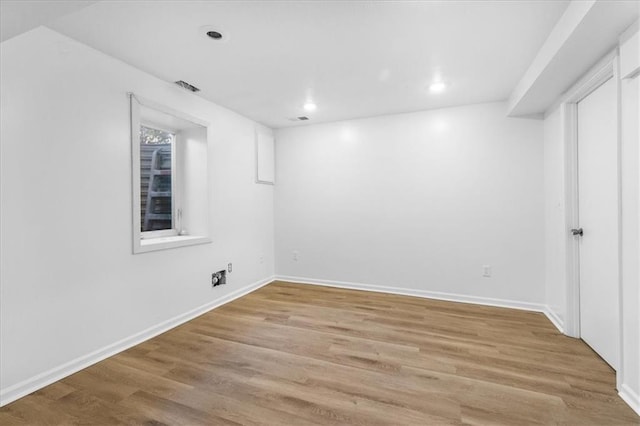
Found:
563,50 -> 617,104
562,101 -> 581,338
618,20 -> 639,80
141,229 -> 178,239
130,93 -> 212,254
0,276 -> 276,407
137,235 -> 211,253
543,306 -> 565,334
275,275 -> 548,315
613,55 -> 625,387
130,93 -> 210,128
546,50 -> 619,115
130,93 -> 142,251
619,384 -> 640,416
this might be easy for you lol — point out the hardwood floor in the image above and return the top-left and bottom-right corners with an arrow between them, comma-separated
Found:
1,281 -> 638,425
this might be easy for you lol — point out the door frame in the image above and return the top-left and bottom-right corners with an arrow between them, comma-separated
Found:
562,49 -> 622,382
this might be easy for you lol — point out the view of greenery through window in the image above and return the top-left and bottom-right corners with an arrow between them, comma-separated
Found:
140,125 -> 174,145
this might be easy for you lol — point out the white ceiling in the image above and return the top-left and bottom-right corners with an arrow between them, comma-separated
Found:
0,1 -> 97,43
40,1 -> 570,128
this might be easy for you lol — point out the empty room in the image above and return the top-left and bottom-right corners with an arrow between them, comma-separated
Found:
1,0 -> 639,424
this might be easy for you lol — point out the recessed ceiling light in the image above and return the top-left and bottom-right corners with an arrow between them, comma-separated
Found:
429,81 -> 447,93
303,101 -> 317,112
199,25 -> 230,43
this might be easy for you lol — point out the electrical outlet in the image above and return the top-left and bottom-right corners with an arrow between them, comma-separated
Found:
259,253 -> 264,264
293,250 -> 299,261
212,270 -> 227,287
482,265 -> 491,277
228,263 -> 232,273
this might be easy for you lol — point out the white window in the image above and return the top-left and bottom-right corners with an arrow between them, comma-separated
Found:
140,125 -> 176,237
130,94 -> 211,253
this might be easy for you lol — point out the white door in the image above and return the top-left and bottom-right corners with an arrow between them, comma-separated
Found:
576,76 -> 619,370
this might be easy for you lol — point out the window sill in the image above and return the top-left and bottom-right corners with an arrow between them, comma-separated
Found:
135,235 -> 211,254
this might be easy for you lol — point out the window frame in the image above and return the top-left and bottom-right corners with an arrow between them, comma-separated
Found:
129,93 -> 211,254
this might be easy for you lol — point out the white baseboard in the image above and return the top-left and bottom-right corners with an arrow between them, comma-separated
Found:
620,384 -> 640,416
542,306 -> 565,334
275,275 -> 547,314
0,275 -> 276,407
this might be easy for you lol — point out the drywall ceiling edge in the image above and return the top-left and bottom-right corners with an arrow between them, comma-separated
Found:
507,0 -> 638,117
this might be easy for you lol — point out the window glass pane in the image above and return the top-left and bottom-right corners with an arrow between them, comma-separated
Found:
140,125 -> 174,232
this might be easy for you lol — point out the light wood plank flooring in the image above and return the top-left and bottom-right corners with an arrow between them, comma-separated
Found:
1,281 -> 638,425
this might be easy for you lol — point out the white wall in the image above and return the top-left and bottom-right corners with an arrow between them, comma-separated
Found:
619,20 -> 640,411
620,67 -> 640,409
0,27 -> 274,402
275,102 -> 545,306
543,106 -> 567,329
179,126 -> 209,237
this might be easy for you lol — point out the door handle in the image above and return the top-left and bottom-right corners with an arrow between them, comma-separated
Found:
571,228 -> 583,236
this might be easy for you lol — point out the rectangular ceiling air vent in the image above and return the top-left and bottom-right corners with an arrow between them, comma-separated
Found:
174,80 -> 200,92
288,116 -> 310,122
